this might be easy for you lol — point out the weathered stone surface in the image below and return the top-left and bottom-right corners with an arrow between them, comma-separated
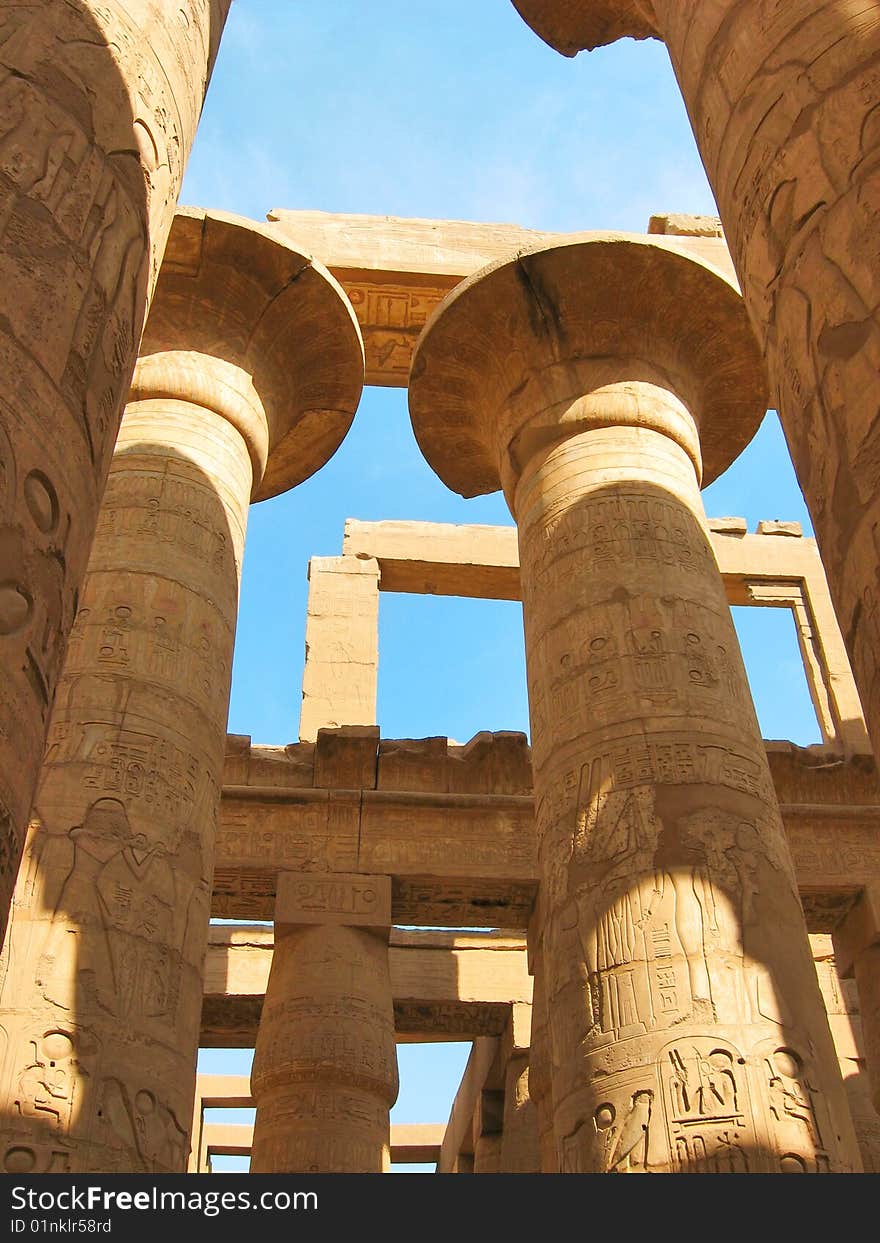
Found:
250,918 -> 398,1174
833,886 -> 880,1116
756,520 -> 803,538
648,213 -> 724,239
212,734 -> 880,931
276,870 -> 391,932
300,558 -> 380,741
431,935 -> 880,1176
331,514 -> 870,755
0,0 -> 231,948
410,234 -> 861,1172
269,211 -> 737,386
512,0 -> 880,798
201,926 -> 533,1046
0,214 -> 364,1174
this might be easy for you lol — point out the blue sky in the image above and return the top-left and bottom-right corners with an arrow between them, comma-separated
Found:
185,1 -> 822,1170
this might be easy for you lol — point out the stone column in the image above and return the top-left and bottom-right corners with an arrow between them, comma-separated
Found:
409,235 -> 861,1173
472,1089 -> 504,1174
526,923 -> 557,1171
511,0 -> 880,762
498,1003 -> 542,1173
0,211 -> 364,1174
250,873 -> 399,1173
299,555 -> 381,741
833,886 -> 880,1116
0,2 -> 231,936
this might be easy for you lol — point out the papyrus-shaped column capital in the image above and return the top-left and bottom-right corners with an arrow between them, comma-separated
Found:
511,0 -> 659,54
135,207 -> 365,500
409,235 -> 860,1173
0,211 -> 364,1174
409,234 -> 767,506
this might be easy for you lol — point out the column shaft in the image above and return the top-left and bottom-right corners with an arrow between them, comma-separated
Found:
649,0 -> 880,757
516,418 -> 859,1172
0,394 -> 250,1173
250,924 -> 398,1173
527,946 -> 557,1171
853,946 -> 880,1115
0,0 -> 230,937
499,1053 -> 542,1173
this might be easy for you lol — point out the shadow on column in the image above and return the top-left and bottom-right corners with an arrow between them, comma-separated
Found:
0,441 -> 237,1175
539,478 -> 861,1174
0,0 -> 229,942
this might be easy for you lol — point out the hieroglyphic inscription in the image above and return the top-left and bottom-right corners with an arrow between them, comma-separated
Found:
649,0 -> 880,813
250,925 -> 398,1172
0,0 -> 229,935
344,282 -> 447,384
276,871 -> 390,929
661,1040 -> 755,1172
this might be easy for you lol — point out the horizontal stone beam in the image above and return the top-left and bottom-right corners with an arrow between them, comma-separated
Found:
201,928 -> 531,1047
195,1075 -> 254,1109
390,1125 -> 446,1165
342,518 -> 825,598
214,740 -> 880,930
343,519 -> 521,599
266,211 -> 737,388
203,1124 -> 253,1158
200,1121 -> 445,1165
338,518 -> 869,755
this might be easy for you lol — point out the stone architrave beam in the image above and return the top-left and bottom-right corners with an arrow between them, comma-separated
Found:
268,210 -> 737,388
201,926 -> 534,1046
213,731 -> 880,932
338,517 -> 869,755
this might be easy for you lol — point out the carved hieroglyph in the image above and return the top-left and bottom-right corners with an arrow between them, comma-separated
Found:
0,211 -> 364,1173
250,874 -> 398,1174
409,235 -> 862,1173
511,0 -> 880,768
0,1 -> 231,941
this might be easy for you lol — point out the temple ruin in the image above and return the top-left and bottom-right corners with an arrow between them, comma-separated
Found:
0,0 -> 879,1176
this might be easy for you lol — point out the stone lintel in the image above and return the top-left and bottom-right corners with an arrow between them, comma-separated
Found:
194,1110 -> 444,1169
314,725 -> 379,787
266,211 -> 736,388
648,213 -> 724,239
333,519 -> 869,756
200,927 -> 532,1046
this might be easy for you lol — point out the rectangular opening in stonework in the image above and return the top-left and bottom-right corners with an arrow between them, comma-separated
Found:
377,593 -> 529,741
731,604 -> 822,745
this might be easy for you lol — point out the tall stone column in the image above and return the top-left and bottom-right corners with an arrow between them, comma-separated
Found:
527,922 -> 557,1171
833,886 -> 880,1116
0,2 -> 231,936
498,1003 -> 542,1173
250,873 -> 399,1174
410,235 -> 861,1173
0,210 -> 364,1174
511,0 -> 880,761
